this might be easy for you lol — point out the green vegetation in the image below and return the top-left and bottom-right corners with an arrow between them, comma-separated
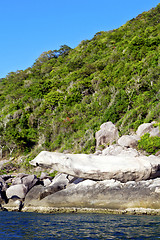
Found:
138,133 -> 160,154
0,4 -> 160,161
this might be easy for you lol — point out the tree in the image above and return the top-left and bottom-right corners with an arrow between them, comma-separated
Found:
34,50 -> 58,66
58,45 -> 72,57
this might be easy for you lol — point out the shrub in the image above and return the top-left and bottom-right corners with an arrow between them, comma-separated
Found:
138,133 -> 160,154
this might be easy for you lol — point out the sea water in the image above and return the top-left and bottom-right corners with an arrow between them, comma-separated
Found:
0,211 -> 160,239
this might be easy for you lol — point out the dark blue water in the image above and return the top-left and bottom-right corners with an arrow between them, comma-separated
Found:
0,212 -> 160,239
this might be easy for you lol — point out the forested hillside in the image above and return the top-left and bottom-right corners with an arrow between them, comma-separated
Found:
0,4 -> 160,161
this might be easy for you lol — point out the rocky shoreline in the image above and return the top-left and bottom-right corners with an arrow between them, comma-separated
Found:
0,121 -> 160,215
3,206 -> 160,216
19,207 -> 160,215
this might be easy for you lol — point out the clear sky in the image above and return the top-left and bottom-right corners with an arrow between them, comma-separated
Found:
0,0 -> 159,78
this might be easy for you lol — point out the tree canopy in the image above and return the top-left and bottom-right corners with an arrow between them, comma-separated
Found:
0,4 -> 160,158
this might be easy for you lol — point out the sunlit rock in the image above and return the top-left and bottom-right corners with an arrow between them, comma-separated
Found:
30,151 -> 160,182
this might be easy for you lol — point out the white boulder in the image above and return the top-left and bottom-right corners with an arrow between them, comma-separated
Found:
118,135 -> 140,148
30,151 -> 160,182
102,145 -> 139,157
102,144 -> 123,156
6,184 -> 28,200
136,122 -> 160,137
95,121 -> 119,147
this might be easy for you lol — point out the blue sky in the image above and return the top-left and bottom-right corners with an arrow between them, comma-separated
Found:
0,0 -> 159,78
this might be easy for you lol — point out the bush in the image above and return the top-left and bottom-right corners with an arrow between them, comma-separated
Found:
138,133 -> 160,154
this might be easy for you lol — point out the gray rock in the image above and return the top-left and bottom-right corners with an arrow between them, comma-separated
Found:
118,135 -> 140,148
69,177 -> 84,184
30,151 -> 160,182
136,122 -> 160,137
22,175 -> 38,191
39,183 -> 66,200
24,185 -> 45,206
36,173 -> 84,200
11,177 -> 22,185
50,173 -> 68,185
25,179 -> 160,210
95,122 -> 119,147
150,127 -> 160,137
43,178 -> 52,187
4,198 -> 23,212
40,172 -> 48,180
102,145 -> 123,156
94,150 -> 102,155
102,145 -> 139,157
11,174 -> 38,192
118,148 -> 139,157
11,173 -> 28,185
16,173 -> 28,178
32,173 -> 71,200
6,184 -> 28,200
0,176 -> 8,191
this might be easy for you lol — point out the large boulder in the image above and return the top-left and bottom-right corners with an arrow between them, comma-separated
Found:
50,173 -> 69,187
30,151 -> 160,182
95,122 -> 119,147
6,184 -> 28,200
102,145 -> 139,157
136,122 -> 160,137
102,144 -> 123,156
22,175 -> 38,191
24,185 -> 46,206
24,178 -> 160,210
11,174 -> 38,192
117,135 -> 140,148
11,173 -> 28,185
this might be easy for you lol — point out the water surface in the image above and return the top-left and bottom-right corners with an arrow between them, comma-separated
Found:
0,211 -> 160,239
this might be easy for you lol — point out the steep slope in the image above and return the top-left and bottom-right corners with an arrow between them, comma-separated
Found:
0,4 -> 160,159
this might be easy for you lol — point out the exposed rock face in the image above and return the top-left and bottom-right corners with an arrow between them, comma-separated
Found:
1,173 -> 39,211
95,121 -> 119,147
24,185 -> 45,206
30,151 -> 160,182
24,178 -> 160,210
24,173 -> 71,204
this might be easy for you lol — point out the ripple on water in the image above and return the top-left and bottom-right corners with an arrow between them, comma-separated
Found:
0,211 -> 160,239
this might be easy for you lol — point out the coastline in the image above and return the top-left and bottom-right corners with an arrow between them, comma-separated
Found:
4,206 -> 160,216
1,122 -> 160,217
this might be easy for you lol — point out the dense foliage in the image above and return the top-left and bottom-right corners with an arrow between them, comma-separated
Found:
0,4 -> 160,158
138,133 -> 160,154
